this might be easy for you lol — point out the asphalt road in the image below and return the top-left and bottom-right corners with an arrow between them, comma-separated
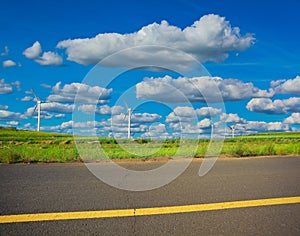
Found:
0,156 -> 299,235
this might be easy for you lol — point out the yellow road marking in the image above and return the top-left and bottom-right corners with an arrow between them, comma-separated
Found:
1,196 -> 299,224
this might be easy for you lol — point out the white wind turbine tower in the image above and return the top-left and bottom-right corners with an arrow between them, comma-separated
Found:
32,89 -> 48,132
123,101 -> 140,139
228,125 -> 236,138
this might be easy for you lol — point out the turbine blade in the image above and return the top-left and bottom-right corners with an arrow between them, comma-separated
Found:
31,88 -> 40,101
123,112 -> 129,120
32,105 -> 37,116
123,99 -> 129,109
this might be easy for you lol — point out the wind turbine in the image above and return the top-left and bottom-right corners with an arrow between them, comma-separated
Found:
123,101 -> 140,139
32,89 -> 48,132
228,125 -> 236,138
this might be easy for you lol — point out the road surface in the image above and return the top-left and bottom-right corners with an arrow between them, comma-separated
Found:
0,156 -> 299,235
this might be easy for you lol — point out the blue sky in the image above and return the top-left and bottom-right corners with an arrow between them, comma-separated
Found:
1,0 -> 300,138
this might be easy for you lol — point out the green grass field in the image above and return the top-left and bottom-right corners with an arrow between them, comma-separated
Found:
0,127 -> 299,163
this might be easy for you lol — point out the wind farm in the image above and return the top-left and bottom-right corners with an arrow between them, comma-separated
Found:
0,126 -> 299,163
123,100 -> 142,139
1,1 -> 300,235
31,89 -> 49,132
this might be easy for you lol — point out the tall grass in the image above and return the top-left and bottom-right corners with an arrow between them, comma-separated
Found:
0,127 -> 299,163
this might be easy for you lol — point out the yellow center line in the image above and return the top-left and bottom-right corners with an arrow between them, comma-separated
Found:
1,196 -> 299,224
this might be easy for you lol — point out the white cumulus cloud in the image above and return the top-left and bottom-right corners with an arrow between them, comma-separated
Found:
47,82 -> 112,104
197,118 -> 212,128
220,113 -> 246,123
166,106 -> 221,124
0,79 -> 13,94
40,102 -> 75,113
6,121 -> 19,126
166,106 -> 197,123
141,123 -> 172,139
21,96 -> 33,102
23,41 -> 63,66
196,107 -> 222,117
78,104 -> 123,115
0,109 -> 24,121
284,113 -> 300,124
2,60 -> 16,68
238,121 -> 289,132
100,112 -> 161,137
35,51 -> 63,66
136,76 -> 273,103
109,112 -> 161,128
272,76 -> 300,95
246,97 -> 300,114
131,113 -> 162,124
23,41 -> 42,59
57,14 -> 254,67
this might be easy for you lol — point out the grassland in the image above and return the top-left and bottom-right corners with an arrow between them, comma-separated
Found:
0,127 -> 299,163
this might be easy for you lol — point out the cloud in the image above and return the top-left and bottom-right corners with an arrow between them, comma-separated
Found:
25,102 -> 75,116
61,120 -> 102,129
141,123 -> 172,139
196,107 -> 222,117
197,118 -> 212,128
6,121 -> 19,126
237,121 -> 289,133
42,120 -> 103,134
272,76 -> 300,95
284,113 -> 300,124
54,114 -> 65,118
110,112 -> 161,125
78,104 -> 123,115
220,113 -> 246,123
166,106 -> 197,123
0,79 -> 13,94
40,83 -> 52,89
23,41 -> 63,66
246,97 -> 300,114
0,105 -> 8,110
2,60 -> 16,68
23,41 -> 42,59
57,14 -> 254,67
166,107 -> 211,134
12,80 -> 21,91
1,46 -> 9,56
105,112 -> 161,133
165,106 -> 221,125
171,123 -> 208,134
26,110 -> 66,120
24,123 -> 31,128
75,112 -> 161,137
35,51 -> 63,66
0,109 -> 24,121
47,82 -> 112,104
136,76 -> 273,103
21,96 -> 33,102
40,102 -> 75,113
25,90 -> 33,94
130,113 -> 162,124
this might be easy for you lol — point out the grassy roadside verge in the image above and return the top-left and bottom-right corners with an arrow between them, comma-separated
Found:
0,127 -> 299,163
